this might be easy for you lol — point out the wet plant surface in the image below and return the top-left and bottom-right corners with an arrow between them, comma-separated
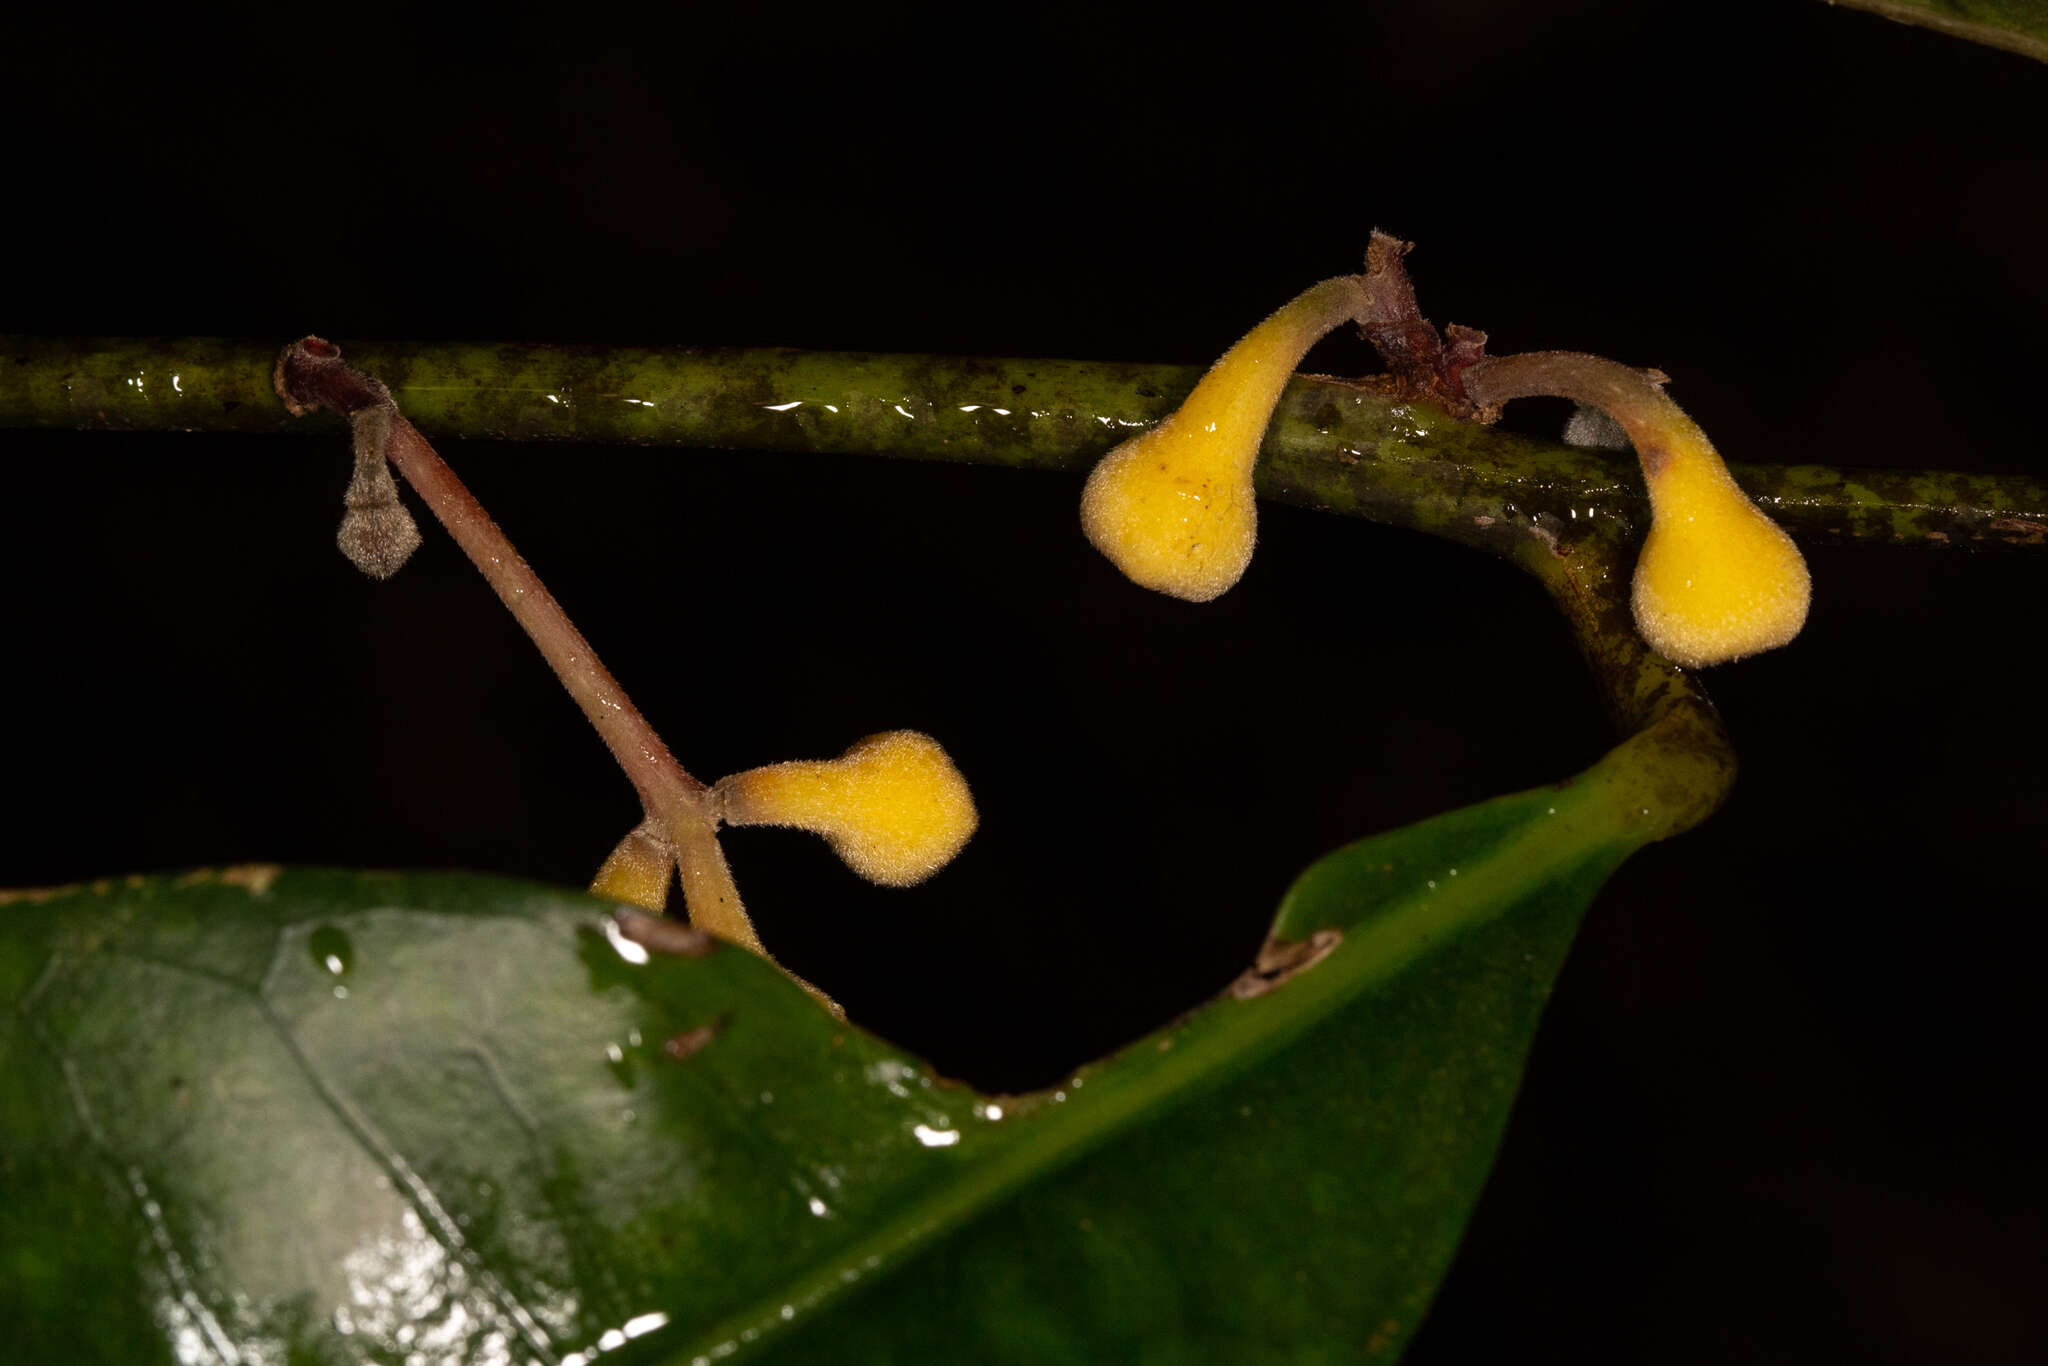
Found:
3,3 -> 2046,1361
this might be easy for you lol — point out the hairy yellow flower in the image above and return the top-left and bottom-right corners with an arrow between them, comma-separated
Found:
1464,351 -> 1809,668
1629,421 -> 1810,668
1080,275 -> 1369,602
715,731 -> 977,887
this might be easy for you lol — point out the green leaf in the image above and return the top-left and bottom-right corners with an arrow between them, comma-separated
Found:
3,739 -> 1656,1365
1828,0 -> 2048,63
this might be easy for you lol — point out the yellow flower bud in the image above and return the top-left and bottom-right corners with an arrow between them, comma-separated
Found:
1629,422 -> 1811,669
1463,351 -> 1810,668
589,822 -> 672,912
1080,275 -> 1369,602
715,731 -> 977,887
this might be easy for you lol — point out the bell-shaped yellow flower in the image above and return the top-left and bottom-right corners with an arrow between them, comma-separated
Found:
1463,351 -> 1810,668
1081,275 -> 1369,602
1629,423 -> 1811,668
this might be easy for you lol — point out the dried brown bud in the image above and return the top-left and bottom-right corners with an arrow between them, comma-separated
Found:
336,407 -> 421,579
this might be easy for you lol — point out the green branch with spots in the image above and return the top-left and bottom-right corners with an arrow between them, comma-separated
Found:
4,336 -> 2045,559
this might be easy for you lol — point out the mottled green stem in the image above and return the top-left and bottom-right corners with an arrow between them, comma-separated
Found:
1515,522 -> 1737,842
6,336 -> 2041,554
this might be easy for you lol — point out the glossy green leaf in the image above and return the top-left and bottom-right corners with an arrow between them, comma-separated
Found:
3,734 -> 1662,1365
1829,0 -> 2048,62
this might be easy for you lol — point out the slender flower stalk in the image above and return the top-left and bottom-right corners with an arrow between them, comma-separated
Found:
273,337 -> 748,941
274,336 -> 970,1015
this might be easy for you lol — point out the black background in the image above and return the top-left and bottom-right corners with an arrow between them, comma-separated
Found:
3,2 -> 2044,1362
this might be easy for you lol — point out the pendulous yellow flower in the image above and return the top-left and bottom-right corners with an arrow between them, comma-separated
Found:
1080,274 -> 1370,602
1463,351 -> 1810,668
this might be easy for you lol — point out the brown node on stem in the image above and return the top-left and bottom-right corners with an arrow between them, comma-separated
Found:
1350,230 -> 1493,419
274,335 -> 387,417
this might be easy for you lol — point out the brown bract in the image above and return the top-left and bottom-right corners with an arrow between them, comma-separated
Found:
274,335 -> 390,417
1229,929 -> 1344,1000
1353,230 -> 1494,419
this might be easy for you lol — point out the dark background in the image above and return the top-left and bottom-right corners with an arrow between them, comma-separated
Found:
3,2 -> 2043,1362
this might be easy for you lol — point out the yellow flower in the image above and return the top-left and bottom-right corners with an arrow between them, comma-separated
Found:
1081,275 -> 1368,602
716,731 -> 978,886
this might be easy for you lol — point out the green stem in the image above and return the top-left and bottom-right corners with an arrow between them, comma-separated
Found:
5,335 -> 2042,553
1515,521 -> 1737,841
